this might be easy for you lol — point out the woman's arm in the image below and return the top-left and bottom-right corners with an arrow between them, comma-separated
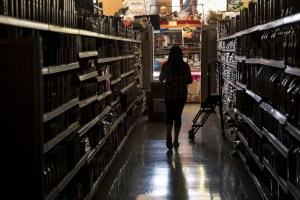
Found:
186,65 -> 193,84
159,64 -> 166,82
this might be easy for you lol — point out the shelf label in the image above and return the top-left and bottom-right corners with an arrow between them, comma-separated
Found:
169,21 -> 177,26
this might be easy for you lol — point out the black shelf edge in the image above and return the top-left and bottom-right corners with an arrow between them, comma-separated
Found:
44,122 -> 80,153
78,117 -> 99,137
79,95 -> 98,108
78,71 -> 98,81
285,122 -> 300,141
236,26 -> 260,36
237,150 -> 247,164
87,136 -> 107,163
121,69 -> 135,78
126,99 -> 138,112
45,153 -> 89,200
260,59 -> 285,68
262,128 -> 289,158
263,158 -> 288,192
96,74 -> 111,82
226,80 -> 240,90
48,25 -> 80,34
217,35 -> 236,41
0,15 -> 49,30
287,181 -> 300,200
111,98 -> 120,107
43,98 -> 79,122
217,48 -> 235,52
97,55 -> 135,64
285,65 -> 300,76
78,51 -> 98,59
246,118 -> 264,138
108,113 -> 127,135
85,120 -> 136,200
237,151 -> 272,200
235,56 -> 247,61
236,81 -> 247,89
245,58 -> 261,64
246,89 -> 262,103
98,106 -> 112,120
223,106 -> 236,120
58,154 -> 89,194
260,102 -> 287,124
98,91 -> 112,101
234,108 -> 263,138
237,131 -> 264,170
111,78 -> 121,85
222,61 -> 237,68
134,75 -> 140,80
121,82 -> 135,93
221,13 -> 300,41
42,62 -> 80,75
261,13 -> 300,30
0,15 -> 155,44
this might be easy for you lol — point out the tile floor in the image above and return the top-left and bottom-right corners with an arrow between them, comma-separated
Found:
92,104 -> 262,200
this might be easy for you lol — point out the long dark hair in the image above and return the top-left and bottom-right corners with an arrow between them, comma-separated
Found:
167,45 -> 186,74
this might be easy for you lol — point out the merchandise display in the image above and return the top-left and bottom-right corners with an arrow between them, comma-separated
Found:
217,1 -> 300,200
0,1 -> 146,199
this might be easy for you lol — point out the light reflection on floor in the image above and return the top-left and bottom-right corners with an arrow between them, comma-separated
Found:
93,104 -> 261,200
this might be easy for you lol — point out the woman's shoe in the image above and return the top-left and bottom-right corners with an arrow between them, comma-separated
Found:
166,136 -> 173,150
173,141 -> 180,148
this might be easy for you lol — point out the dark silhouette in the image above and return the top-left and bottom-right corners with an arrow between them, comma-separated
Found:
159,45 -> 193,150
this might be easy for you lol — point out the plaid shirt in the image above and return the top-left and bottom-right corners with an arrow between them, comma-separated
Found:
159,62 -> 193,99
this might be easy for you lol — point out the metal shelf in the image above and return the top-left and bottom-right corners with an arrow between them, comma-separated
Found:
285,122 -> 300,141
234,109 -> 263,138
246,89 -> 262,103
260,102 -> 287,125
121,82 -> 135,93
42,62 -> 80,75
263,158 -> 288,192
79,95 -> 98,108
97,55 -> 135,64
43,98 -> 79,122
262,128 -> 288,158
96,74 -> 111,82
43,122 -> 80,153
0,15 -> 142,43
237,131 -> 264,170
78,51 -> 98,59
121,69 -> 135,78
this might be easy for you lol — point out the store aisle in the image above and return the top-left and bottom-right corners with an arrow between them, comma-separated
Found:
92,104 -> 261,200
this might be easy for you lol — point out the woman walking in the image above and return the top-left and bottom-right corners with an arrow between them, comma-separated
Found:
159,45 -> 193,150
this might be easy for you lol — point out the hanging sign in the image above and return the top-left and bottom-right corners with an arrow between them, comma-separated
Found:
128,0 -> 145,15
182,24 -> 192,38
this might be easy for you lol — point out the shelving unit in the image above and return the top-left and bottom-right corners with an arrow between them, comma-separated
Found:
0,2 -> 145,199
217,8 -> 300,200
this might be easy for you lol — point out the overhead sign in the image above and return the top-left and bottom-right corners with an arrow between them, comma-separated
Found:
128,0 -> 145,15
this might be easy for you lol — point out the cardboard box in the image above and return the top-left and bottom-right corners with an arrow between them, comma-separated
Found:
151,81 -> 165,98
148,111 -> 166,122
189,80 -> 200,95
153,98 -> 166,112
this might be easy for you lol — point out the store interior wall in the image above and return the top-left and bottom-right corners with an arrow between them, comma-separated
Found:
101,0 -> 124,16
200,24 -> 217,103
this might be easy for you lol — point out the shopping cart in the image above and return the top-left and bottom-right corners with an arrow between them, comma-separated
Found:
188,60 -> 225,141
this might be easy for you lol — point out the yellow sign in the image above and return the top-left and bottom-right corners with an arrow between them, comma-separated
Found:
168,21 -> 177,26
